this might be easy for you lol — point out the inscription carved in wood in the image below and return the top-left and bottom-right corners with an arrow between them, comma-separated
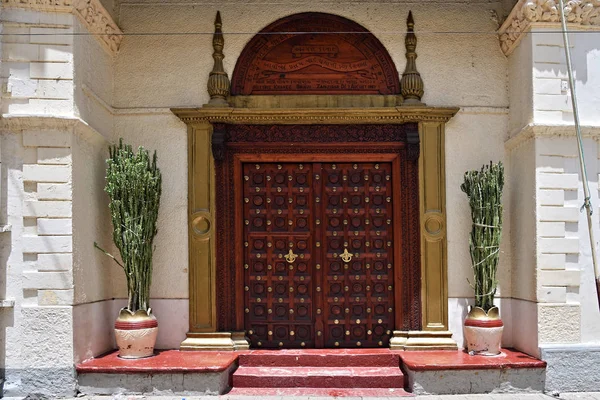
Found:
231,13 -> 401,96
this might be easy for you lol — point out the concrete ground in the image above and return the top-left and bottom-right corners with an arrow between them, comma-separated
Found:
46,393 -> 600,400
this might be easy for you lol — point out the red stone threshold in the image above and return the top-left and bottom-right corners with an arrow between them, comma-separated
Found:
400,347 -> 547,371
227,387 -> 413,397
76,349 -> 240,374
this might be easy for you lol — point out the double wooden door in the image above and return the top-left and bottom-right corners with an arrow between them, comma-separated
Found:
243,162 -> 395,348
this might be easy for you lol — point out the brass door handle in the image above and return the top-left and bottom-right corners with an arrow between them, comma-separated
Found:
285,249 -> 298,263
340,248 -> 353,262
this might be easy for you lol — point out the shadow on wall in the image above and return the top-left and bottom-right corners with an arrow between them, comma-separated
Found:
0,231 -> 15,397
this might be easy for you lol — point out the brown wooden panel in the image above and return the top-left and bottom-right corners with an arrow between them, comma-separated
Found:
243,163 -> 315,348
231,13 -> 401,96
321,163 -> 394,348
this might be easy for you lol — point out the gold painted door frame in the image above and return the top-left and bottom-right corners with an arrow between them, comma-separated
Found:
172,106 -> 459,351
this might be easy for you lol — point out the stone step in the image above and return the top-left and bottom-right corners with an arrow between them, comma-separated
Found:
238,348 -> 400,367
232,365 -> 404,388
227,387 -> 413,397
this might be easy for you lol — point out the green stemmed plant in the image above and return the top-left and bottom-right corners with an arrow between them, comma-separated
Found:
460,161 -> 504,313
95,139 -> 162,313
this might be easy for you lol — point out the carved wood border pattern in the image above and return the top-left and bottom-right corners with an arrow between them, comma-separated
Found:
213,124 -> 421,332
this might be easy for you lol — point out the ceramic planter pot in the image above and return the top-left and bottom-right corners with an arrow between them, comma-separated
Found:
464,306 -> 503,356
114,308 -> 158,359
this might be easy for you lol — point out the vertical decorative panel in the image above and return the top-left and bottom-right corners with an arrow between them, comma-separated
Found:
188,123 -> 216,331
419,121 -> 448,331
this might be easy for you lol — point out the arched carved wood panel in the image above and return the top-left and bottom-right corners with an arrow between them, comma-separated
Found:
231,13 -> 401,96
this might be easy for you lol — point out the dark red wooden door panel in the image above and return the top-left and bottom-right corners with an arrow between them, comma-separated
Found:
243,162 -> 395,348
320,163 -> 394,348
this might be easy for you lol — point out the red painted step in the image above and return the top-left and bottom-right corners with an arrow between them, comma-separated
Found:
238,349 -> 400,367
233,366 -> 404,388
231,350 -> 408,396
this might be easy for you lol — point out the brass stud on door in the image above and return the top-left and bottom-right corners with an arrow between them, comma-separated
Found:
268,308 -> 272,314
290,330 -> 295,336
353,164 -> 358,169
255,164 -> 260,170
356,319 -> 361,324
316,197 -> 320,203
267,287 -> 272,292
315,174 -> 320,180
268,331 -> 273,336
368,330 -> 372,335
279,342 -> 284,347
277,164 -> 282,170
316,219 -> 321,225
378,319 -> 383,324
345,330 -> 350,336
316,264 -> 321,270
244,198 -> 249,203
245,308 -> 249,313
256,187 -> 260,192
357,342 -> 362,347
335,342 -> 340,347
379,341 -> 383,346
244,176 -> 249,181
317,308 -> 322,314
332,164 -> 337,170
257,341 -> 262,346
317,331 -> 322,336
244,286 -> 249,291
334,319 -> 339,324
375,164 -> 380,169
244,264 -> 249,270
301,342 -> 306,347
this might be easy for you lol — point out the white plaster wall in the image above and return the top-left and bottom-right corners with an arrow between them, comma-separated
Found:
114,1 -> 508,108
508,33 -> 533,135
445,109 -> 511,300
73,18 -> 114,139
111,113 -> 188,299
509,139 -> 536,302
531,27 -> 600,126
0,131 -> 76,396
71,126 -> 112,305
113,0 -> 510,305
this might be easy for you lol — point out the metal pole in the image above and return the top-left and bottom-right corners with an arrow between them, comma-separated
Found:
558,0 -> 600,311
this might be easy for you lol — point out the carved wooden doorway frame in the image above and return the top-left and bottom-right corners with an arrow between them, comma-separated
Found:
172,107 -> 459,350
215,124 -> 420,349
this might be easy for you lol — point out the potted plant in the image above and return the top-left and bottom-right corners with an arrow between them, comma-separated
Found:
95,139 -> 162,359
460,161 -> 504,356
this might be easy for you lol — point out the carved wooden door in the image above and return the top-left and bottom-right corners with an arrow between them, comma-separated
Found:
243,162 -> 395,348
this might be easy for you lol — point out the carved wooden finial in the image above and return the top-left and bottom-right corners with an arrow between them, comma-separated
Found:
401,11 -> 424,105
207,11 -> 231,106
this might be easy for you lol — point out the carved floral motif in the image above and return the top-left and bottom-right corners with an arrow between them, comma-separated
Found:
499,0 -> 600,55
2,0 -> 123,56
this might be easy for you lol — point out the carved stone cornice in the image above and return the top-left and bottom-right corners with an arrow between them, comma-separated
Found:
171,106 -> 459,126
2,0 -> 123,56
499,0 -> 600,56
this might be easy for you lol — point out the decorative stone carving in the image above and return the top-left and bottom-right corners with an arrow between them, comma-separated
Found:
499,0 -> 600,56
2,0 -> 123,56
207,11 -> 231,106
73,0 -> 123,55
400,11 -> 424,105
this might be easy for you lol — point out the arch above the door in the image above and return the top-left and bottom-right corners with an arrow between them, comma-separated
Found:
230,12 -> 401,96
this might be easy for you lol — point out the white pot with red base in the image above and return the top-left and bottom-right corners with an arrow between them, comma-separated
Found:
114,308 -> 158,359
464,306 -> 503,356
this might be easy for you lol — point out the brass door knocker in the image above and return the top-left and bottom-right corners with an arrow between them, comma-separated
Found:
340,248 -> 353,262
285,249 -> 298,264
